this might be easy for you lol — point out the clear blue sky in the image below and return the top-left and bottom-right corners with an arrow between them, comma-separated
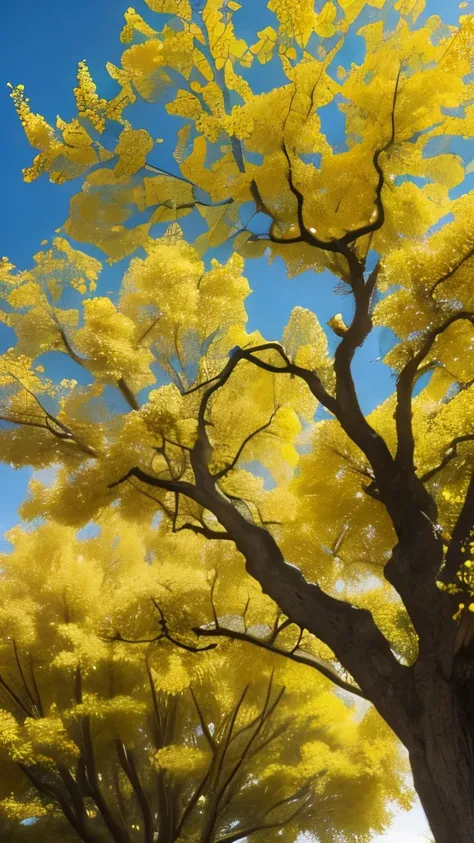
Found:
0,1 -> 462,839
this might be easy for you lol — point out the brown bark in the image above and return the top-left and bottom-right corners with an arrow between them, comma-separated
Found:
407,663 -> 474,843
110,234 -> 474,843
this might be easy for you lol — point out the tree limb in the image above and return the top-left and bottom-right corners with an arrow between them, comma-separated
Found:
395,312 -> 474,475
108,600 -> 218,653
192,623 -> 367,699
116,740 -> 153,843
421,434 -> 474,483
213,409 -> 279,480
215,796 -> 311,843
442,470 -> 474,588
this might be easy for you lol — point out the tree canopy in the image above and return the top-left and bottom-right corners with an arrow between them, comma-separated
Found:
0,516 -> 409,843
3,0 -> 474,841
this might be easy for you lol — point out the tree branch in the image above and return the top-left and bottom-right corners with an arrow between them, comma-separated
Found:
421,434 -> 474,483
108,600 -> 218,653
116,740 -> 153,843
430,241 -> 474,297
395,312 -> 474,475
190,687 -> 217,752
442,470 -> 474,587
75,667 -> 131,843
0,673 -> 33,718
215,796 -> 311,843
12,640 -> 39,717
192,623 -> 367,699
3,372 -> 98,458
117,377 -> 140,412
213,409 -> 279,480
264,67 -> 400,265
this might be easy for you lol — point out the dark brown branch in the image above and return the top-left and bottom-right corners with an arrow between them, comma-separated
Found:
421,434 -> 474,483
213,410 -> 279,480
192,624 -> 367,699
214,684 -> 250,792
395,312 -> 474,474
431,241 -> 474,296
5,371 -> 98,457
75,668 -> 131,843
58,320 -> 139,415
176,521 -> 232,540
57,764 -> 91,835
268,616 -> 292,644
152,598 -> 218,653
0,414 -> 54,433
215,794 -> 311,843
136,313 -> 162,347
217,681 -> 284,813
29,656 -> 44,718
442,470 -> 474,587
332,263 -> 401,500
109,466 -> 197,499
338,66 -> 401,246
265,68 -> 400,263
190,687 -> 217,752
0,673 -> 33,717
263,781 -> 315,818
57,326 -> 87,369
108,601 -> 218,653
117,377 -> 140,411
216,678 -> 284,818
127,479 -> 175,519
12,640 -> 38,716
174,760 -> 215,839
116,740 -> 153,843
113,348 -> 413,741
18,763 -> 97,843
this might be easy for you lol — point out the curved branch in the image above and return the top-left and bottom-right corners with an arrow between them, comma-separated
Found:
0,673 -> 33,717
109,466 -> 197,499
442,470 -> 474,587
213,409 -> 279,480
56,321 -> 139,412
176,522 -> 232,541
338,66 -> 401,246
190,687 -> 217,752
421,434 -> 474,483
192,624 -> 367,699
430,241 -> 474,297
269,68 -> 400,261
115,741 -> 153,843
395,312 -> 474,474
12,640 -> 39,716
108,601 -> 218,653
3,372 -> 98,458
215,796 -> 312,843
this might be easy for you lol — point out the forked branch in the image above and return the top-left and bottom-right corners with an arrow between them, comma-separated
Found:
192,623 -> 367,700
395,312 -> 474,474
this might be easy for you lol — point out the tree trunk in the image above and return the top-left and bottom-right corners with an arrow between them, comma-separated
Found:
410,746 -> 474,843
407,663 -> 474,843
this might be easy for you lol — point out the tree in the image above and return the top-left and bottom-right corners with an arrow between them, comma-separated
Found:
0,516 -> 409,843
3,0 -> 474,840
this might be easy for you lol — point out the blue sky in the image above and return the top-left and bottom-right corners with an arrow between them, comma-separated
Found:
0,1 -> 464,838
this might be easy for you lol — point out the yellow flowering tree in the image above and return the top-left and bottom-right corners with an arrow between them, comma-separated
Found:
4,0 -> 474,840
0,517 -> 409,843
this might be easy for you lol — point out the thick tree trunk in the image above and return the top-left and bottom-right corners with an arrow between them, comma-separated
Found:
410,744 -> 474,843
406,664 -> 474,843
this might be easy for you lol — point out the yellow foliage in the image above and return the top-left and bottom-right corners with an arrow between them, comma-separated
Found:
5,3 -> 474,838
0,515 -> 408,840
